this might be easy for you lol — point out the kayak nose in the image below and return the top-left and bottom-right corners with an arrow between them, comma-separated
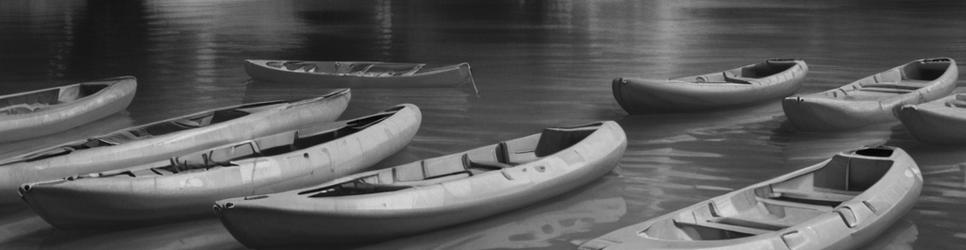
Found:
17,184 -> 31,197
612,78 -> 627,86
212,202 -> 234,216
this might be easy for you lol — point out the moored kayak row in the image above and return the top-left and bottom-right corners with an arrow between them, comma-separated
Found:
0,62 -> 631,249
614,57 -> 965,145
0,56 -> 950,250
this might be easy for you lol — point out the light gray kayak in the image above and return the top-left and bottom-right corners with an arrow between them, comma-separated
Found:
579,146 -> 922,250
0,89 -> 350,204
613,59 -> 807,113
213,121 -> 627,248
783,58 -> 957,130
244,60 -> 476,92
19,104 -> 420,229
0,76 -> 136,142
897,94 -> 966,144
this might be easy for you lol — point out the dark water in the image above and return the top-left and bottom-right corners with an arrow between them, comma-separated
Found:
1,0 -> 965,249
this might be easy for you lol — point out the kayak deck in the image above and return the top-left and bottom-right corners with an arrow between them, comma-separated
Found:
0,83 -> 109,115
642,148 -> 894,241
819,58 -> 951,101
265,61 -> 426,77
297,126 -> 597,198
672,59 -> 800,85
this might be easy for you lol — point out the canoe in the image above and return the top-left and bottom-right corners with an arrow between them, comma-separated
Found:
0,89 -> 350,204
0,76 -> 136,142
19,104 -> 420,229
213,121 -> 627,248
613,59 -> 807,113
897,93 -> 966,144
244,60 -> 477,90
579,146 -> 922,250
783,58 -> 958,130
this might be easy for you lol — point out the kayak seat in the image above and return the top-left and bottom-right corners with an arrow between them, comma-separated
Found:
946,95 -> 966,108
253,131 -> 299,155
708,217 -> 787,232
0,88 -> 60,115
756,196 -> 835,212
364,64 -> 425,77
671,220 -> 765,240
497,142 -> 538,165
860,82 -> 924,91
462,153 -> 513,175
304,181 -> 411,198
208,142 -> 257,165
722,72 -> 754,84
0,103 -> 49,115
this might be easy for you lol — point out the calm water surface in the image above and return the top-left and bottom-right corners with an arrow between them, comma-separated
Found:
1,0 -> 965,249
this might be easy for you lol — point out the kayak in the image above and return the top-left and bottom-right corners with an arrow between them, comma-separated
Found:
244,60 -> 477,91
213,121 -> 627,248
783,58 -> 958,130
613,59 -> 807,113
0,76 -> 136,142
579,146 -> 922,250
19,104 -> 420,229
897,93 -> 966,144
0,89 -> 350,204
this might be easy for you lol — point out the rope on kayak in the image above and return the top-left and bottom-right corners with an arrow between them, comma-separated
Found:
466,64 -> 480,97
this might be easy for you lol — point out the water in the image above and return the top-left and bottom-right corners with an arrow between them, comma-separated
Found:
0,0 -> 964,249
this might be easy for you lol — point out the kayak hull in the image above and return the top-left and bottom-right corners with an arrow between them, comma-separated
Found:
0,89 -> 350,204
579,146 -> 922,250
19,104 -> 421,228
214,121 -> 627,248
613,59 -> 807,113
783,57 -> 957,131
0,76 -> 137,142
244,59 -> 475,88
897,94 -> 966,144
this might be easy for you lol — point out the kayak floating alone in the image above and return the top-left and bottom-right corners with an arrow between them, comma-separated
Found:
579,146 -> 922,250
244,59 -> 476,91
613,59 -> 807,113
20,104 -> 421,229
897,93 -> 966,144
213,121 -> 627,249
0,76 -> 136,143
783,57 -> 958,130
0,89 -> 350,204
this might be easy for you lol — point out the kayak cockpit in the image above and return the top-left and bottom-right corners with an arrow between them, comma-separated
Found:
155,111 -> 395,175
70,109 -> 399,180
299,124 -> 600,198
0,83 -> 108,115
643,147 -> 896,241
677,59 -> 799,85
832,58 -> 952,100
267,61 -> 426,77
